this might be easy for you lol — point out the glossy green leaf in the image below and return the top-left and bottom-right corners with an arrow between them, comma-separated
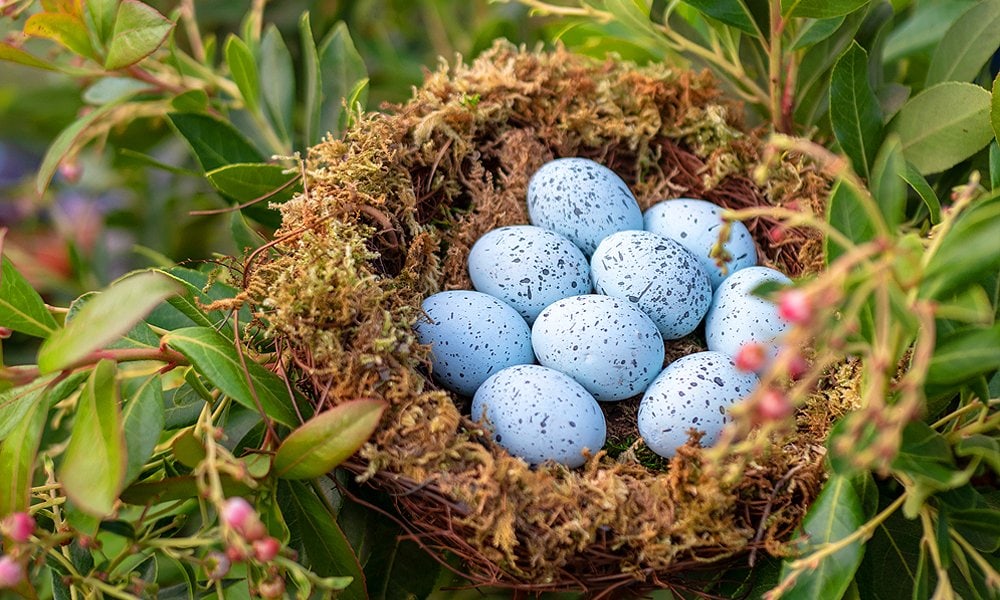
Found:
171,429 -> 206,468
824,179 -> 875,264
103,0 -> 173,70
926,322 -> 1000,387
300,12 -> 322,147
169,89 -> 209,113
950,508 -> 1000,552
58,360 -> 126,517
318,22 -> 367,138
205,163 -> 300,204
167,112 -> 264,172
1,255 -> 60,338
869,135 -> 906,230
992,75 -> 1000,143
224,35 -> 259,113
120,474 -> 252,505
0,41 -> 59,71
922,192 -> 1000,299
25,12 -> 97,60
36,101 -> 120,193
792,16 -> 846,50
894,82 -> 993,175
900,162 -> 941,224
857,507 -> 923,600
164,326 -> 300,427
682,0 -> 762,36
279,480 -> 365,600
935,285 -> 994,325
926,0 -> 1000,86
121,375 -> 164,486
883,0 -> 975,63
0,389 -> 48,515
793,9 -> 867,127
274,399 -> 385,480
84,0 -> 117,46
259,25 -> 294,145
830,41 -> 882,179
38,271 -> 182,373
782,0 -> 870,19
66,290 -> 161,351
778,474 -> 866,599
0,374 -> 57,441
955,435 -> 1000,475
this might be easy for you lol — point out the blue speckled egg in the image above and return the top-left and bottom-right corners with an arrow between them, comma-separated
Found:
638,351 -> 759,458
644,198 -> 758,289
527,157 -> 643,255
472,364 -> 607,467
590,230 -> 712,340
415,291 -> 535,396
468,225 -> 591,324
532,294 -> 664,401
704,267 -> 792,362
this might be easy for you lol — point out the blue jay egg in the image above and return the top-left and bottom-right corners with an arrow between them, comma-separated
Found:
704,267 -> 792,362
468,225 -> 591,324
472,364 -> 607,468
415,291 -> 535,396
590,230 -> 712,340
644,198 -> 758,289
638,351 -> 759,458
527,157 -> 643,255
532,295 -> 664,401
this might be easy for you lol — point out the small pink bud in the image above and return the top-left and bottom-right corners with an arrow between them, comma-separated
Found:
0,555 -> 25,589
58,159 -> 82,184
0,327 -> 13,340
252,537 -> 281,562
1,513 -> 35,543
225,544 -> 248,563
734,342 -> 767,372
788,354 -> 809,380
778,289 -> 812,324
204,552 -> 230,580
756,389 -> 793,422
766,225 -> 786,243
257,576 -> 286,599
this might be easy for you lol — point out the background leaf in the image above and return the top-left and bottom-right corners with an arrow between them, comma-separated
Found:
0,390 -> 49,515
36,101 -> 120,193
24,12 -> 97,60
167,112 -> 264,171
84,0 -> 117,47
925,0 -> 1000,86
205,163 -> 300,228
782,0 -> 871,20
0,254 -> 60,338
830,41 -> 883,179
103,0 -> 173,71
824,179 -> 875,264
893,82 -> 993,175
856,504 -> 923,600
225,35 -> 260,113
259,25 -> 295,145
992,74 -> 1000,142
273,399 -> 385,480
121,375 -> 165,486
300,12 -> 322,147
900,163 -> 941,224
868,135 -> 906,230
57,360 -> 126,517
681,0 -> 762,36
318,22 -> 368,138
921,192 -> 1000,299
0,41 -> 59,70
925,322 -> 1000,388
0,375 -> 57,441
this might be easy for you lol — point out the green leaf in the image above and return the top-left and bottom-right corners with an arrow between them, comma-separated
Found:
224,35 -> 259,113
25,12 -> 97,60
230,212 -> 267,254
992,75 -> 1000,143
259,25 -> 294,145
824,178 -> 875,264
1,255 -> 60,338
926,0 -> 1000,86
0,389 -> 48,515
273,399 -> 385,480
120,474 -> 252,505
299,12 -> 322,148
922,192 -> 1000,299
782,0 -> 870,20
857,507 -> 923,600
792,16 -> 846,50
84,0 -> 117,47
900,162 -> 941,224
830,41 -> 882,179
682,0 -> 763,36
0,41 -> 58,71
926,322 -> 1000,387
205,163 -> 300,222
869,135 -> 906,230
317,22 -> 367,138
58,360 -> 126,517
893,82 -> 993,175
0,374 -> 57,441
955,435 -> 1000,475
169,89 -> 208,113
36,101 -> 120,193
279,480 -> 365,600
146,266 -> 248,332
935,285 -> 995,325
164,326 -> 301,427
167,112 -> 264,172
883,0 -> 976,63
778,474 -> 867,599
121,375 -> 164,486
892,421 -> 963,516
82,77 -> 151,104
38,271 -> 182,373
950,508 -> 1000,552
103,0 -> 173,70
990,142 -> 1000,191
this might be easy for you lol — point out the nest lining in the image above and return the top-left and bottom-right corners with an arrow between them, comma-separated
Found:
250,41 -> 851,591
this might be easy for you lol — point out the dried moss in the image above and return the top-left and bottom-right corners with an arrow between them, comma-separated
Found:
249,41 -> 850,591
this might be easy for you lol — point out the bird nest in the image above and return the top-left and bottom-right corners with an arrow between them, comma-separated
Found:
247,41 -> 857,594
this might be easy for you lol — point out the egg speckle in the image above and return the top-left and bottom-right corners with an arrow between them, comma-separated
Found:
415,291 -> 535,396
590,230 -> 712,340
704,266 -> 792,362
532,294 -> 664,401
638,351 -> 759,457
644,198 -> 758,288
527,157 -> 643,255
468,225 -> 591,324
473,364 -> 607,467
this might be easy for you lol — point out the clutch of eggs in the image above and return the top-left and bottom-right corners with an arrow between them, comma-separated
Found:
414,157 -> 792,466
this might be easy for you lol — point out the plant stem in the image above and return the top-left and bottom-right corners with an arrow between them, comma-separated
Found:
768,0 -> 785,132
0,347 -> 188,386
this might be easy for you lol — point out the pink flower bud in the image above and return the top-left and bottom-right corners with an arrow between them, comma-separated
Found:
1,513 -> 35,543
220,497 -> 266,541
788,354 -> 809,380
58,159 -> 82,184
204,552 -> 230,580
778,289 -> 812,324
756,389 -> 793,422
252,537 -> 281,563
0,555 -> 25,589
734,342 -> 767,373
258,576 -> 286,599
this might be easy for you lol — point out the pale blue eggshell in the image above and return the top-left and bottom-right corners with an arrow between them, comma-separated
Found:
644,198 -> 758,289
532,294 -> 664,402
472,364 -> 607,468
638,351 -> 759,458
527,157 -> 643,255
468,225 -> 591,324
704,267 -> 792,362
415,291 -> 535,396
590,230 -> 712,340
